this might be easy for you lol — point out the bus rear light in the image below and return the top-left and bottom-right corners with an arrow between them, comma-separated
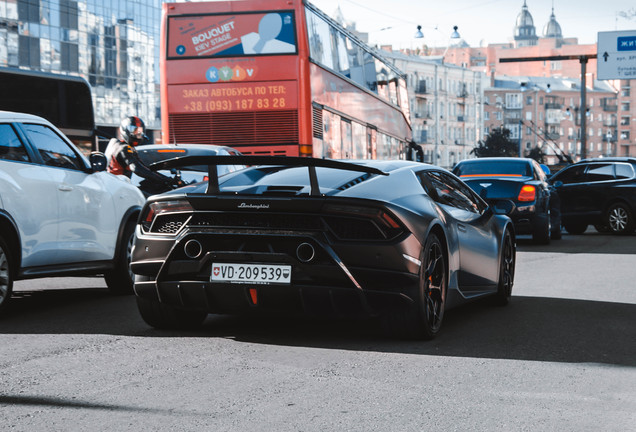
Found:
517,185 -> 536,202
300,145 -> 313,156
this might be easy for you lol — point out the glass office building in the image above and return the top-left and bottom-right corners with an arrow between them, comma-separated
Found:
0,0 -> 161,139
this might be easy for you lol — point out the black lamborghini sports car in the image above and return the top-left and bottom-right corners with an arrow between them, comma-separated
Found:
131,157 -> 516,339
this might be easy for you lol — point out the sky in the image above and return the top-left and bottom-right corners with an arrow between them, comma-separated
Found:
310,0 -> 636,49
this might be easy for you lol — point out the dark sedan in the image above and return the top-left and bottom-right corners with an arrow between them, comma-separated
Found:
131,143 -> 244,195
131,157 -> 516,340
453,157 -> 561,244
549,158 -> 636,235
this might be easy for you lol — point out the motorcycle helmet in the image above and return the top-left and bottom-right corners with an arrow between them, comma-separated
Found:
119,116 -> 147,146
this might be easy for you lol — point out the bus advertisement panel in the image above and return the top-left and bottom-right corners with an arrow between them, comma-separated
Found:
161,0 -> 412,159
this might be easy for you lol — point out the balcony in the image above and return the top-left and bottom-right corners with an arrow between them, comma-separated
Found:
601,98 -> 618,112
414,131 -> 428,143
544,96 -> 564,110
414,82 -> 427,95
603,135 -> 617,143
545,132 -> 560,140
413,111 -> 431,119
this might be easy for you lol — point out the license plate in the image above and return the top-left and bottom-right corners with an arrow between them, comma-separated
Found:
211,263 -> 292,284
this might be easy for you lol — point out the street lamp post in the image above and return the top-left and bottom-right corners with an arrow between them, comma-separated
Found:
414,26 -> 461,166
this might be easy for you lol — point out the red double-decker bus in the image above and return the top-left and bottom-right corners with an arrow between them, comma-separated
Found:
161,0 -> 412,159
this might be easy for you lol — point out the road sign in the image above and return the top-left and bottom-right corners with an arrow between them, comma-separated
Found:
597,30 -> 636,80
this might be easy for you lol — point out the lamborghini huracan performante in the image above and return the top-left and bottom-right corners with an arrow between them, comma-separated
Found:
131,157 -> 516,339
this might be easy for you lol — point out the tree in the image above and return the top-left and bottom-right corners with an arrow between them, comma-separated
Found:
527,146 -> 546,164
471,128 -> 519,158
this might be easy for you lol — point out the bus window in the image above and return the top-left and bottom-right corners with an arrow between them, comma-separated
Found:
352,122 -> 366,159
335,31 -> 350,79
306,9 -> 333,69
341,120 -> 352,159
363,51 -> 377,93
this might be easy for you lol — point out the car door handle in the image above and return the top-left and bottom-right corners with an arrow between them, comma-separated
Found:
457,223 -> 467,233
58,184 -> 74,192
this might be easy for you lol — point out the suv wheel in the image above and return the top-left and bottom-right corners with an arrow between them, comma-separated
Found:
606,203 -> 635,235
0,236 -> 13,313
104,221 -> 136,294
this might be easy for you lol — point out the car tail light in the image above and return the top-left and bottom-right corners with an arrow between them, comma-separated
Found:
517,185 -> 536,202
322,203 -> 404,240
141,200 -> 193,232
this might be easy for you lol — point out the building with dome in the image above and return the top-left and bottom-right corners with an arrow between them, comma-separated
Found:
421,2 -> 634,159
513,1 -> 538,47
542,8 -> 563,43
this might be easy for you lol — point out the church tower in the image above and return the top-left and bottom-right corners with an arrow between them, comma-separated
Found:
542,7 -> 564,47
513,1 -> 538,47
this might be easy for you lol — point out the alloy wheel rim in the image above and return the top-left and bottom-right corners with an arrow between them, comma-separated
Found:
0,248 -> 9,303
126,234 -> 135,282
502,233 -> 515,297
424,242 -> 445,331
609,207 -> 628,232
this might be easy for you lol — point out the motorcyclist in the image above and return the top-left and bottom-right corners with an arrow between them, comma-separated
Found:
106,116 -> 182,195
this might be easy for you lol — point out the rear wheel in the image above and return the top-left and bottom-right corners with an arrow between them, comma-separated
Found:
605,203 -> 634,235
494,229 -> 515,306
0,236 -> 14,314
563,221 -> 588,235
532,213 -> 551,244
104,221 -> 135,295
136,296 -> 208,330
385,233 -> 447,340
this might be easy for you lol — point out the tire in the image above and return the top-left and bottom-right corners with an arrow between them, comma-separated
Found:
0,236 -> 14,315
385,233 -> 447,340
136,296 -> 207,330
605,203 -> 635,235
563,221 -> 588,235
104,221 -> 136,295
532,213 -> 551,245
494,229 -> 515,306
550,204 -> 562,240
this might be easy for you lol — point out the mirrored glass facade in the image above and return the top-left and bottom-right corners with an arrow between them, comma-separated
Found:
0,0 -> 161,131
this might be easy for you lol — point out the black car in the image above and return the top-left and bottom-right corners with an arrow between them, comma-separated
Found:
131,156 -> 517,340
549,158 -> 636,235
453,157 -> 561,244
131,143 -> 245,195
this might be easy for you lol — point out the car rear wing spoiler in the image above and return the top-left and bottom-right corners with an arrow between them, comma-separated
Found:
150,155 -> 388,196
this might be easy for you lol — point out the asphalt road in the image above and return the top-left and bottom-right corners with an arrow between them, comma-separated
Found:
1,230 -> 635,431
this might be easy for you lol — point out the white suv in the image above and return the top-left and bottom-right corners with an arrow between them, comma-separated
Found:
0,111 -> 145,313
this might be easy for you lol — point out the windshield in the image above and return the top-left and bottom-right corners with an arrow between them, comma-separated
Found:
454,161 -> 532,178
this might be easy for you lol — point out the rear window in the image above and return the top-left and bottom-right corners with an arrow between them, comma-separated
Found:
454,160 -> 532,178
615,163 -> 635,179
585,163 -> 614,182
220,166 -> 371,191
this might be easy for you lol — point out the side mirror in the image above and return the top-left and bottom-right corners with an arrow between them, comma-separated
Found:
490,199 -> 516,216
89,152 -> 107,172
552,180 -> 563,188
